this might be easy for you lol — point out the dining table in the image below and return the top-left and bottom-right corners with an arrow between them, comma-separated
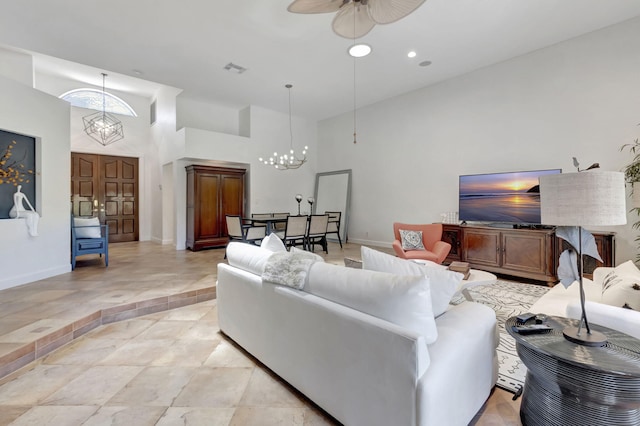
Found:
244,216 -> 289,234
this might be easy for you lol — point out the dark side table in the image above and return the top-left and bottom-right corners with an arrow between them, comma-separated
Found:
506,315 -> 640,426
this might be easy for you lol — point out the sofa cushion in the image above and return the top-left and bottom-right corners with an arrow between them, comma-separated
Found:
566,300 -> 640,339
226,242 -> 274,276
305,262 -> 438,343
600,260 -> 640,310
261,233 -> 287,252
399,229 -> 425,250
73,217 -> 101,239
361,246 -> 460,317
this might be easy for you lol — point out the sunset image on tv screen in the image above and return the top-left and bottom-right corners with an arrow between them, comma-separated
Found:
459,169 -> 561,223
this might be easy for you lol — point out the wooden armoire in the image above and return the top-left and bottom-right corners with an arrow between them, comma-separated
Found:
185,165 -> 246,251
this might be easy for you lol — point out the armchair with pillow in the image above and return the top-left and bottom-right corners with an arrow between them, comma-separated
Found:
71,215 -> 109,270
392,222 -> 452,264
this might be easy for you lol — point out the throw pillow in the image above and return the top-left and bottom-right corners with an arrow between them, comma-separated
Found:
601,260 -> 640,310
226,242 -> 274,276
361,246 -> 460,317
260,232 -> 287,252
399,229 -> 425,251
305,261 -> 438,344
73,217 -> 101,239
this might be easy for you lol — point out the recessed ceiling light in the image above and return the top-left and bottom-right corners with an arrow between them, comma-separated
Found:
419,60 -> 432,67
348,44 -> 372,58
408,51 -> 417,58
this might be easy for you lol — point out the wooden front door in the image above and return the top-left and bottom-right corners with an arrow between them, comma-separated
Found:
71,153 -> 139,243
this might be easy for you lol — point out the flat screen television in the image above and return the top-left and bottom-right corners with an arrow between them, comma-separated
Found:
459,169 -> 561,225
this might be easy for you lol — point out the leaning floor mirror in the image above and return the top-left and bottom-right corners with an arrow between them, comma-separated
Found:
313,169 -> 351,244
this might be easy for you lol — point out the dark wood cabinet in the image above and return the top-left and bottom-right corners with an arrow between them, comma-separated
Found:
449,224 -> 615,283
462,227 -> 556,282
442,224 -> 463,264
186,165 -> 246,251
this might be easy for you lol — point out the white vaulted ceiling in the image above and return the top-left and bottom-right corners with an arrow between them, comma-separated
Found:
1,0 -> 640,120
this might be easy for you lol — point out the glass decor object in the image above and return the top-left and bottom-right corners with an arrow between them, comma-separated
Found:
295,194 -> 303,215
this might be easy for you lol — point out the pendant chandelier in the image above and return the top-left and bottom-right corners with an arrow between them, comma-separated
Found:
82,73 -> 125,146
259,84 -> 308,170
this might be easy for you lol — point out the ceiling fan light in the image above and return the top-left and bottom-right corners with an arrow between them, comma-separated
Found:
348,43 -> 372,58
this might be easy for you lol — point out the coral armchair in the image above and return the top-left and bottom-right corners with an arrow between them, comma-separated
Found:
392,223 -> 452,264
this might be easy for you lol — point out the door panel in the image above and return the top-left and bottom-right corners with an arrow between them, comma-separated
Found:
197,174 -> 220,238
71,153 -> 139,243
100,155 -> 139,243
462,229 -> 501,267
71,153 -> 99,218
220,175 -> 244,236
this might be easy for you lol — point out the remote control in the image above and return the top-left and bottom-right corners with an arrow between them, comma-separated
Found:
512,324 -> 553,335
516,312 -> 536,323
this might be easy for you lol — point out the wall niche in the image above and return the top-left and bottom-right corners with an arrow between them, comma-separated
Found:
0,129 -> 36,218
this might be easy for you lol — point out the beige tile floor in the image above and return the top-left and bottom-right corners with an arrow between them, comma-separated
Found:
0,241 -> 520,425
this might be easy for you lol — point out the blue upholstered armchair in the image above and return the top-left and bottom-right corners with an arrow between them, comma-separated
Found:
71,215 -> 109,270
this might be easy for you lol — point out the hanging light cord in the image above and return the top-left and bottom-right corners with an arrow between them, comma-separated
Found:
101,73 -> 107,119
288,84 -> 294,150
352,7 -> 357,144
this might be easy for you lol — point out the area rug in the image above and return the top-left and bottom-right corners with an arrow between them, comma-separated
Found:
465,280 -> 550,394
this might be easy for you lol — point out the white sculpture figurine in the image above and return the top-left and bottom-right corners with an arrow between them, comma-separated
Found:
9,185 -> 39,237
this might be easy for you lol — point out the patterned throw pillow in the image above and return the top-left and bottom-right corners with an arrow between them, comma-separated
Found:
601,260 -> 640,310
399,229 -> 425,251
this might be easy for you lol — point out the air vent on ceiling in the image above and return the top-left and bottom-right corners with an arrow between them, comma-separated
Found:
224,62 -> 247,74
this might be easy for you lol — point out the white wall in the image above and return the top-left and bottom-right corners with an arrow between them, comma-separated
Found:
0,74 -> 71,289
176,96 -> 240,135
318,17 -> 640,264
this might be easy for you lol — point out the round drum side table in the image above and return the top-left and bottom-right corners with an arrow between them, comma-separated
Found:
506,315 -> 640,426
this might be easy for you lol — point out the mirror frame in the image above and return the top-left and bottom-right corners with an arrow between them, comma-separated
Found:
313,169 -> 352,243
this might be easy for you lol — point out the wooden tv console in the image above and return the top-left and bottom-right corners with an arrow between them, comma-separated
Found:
441,224 -> 615,283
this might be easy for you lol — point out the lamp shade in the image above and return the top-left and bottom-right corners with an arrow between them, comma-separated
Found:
540,170 -> 627,226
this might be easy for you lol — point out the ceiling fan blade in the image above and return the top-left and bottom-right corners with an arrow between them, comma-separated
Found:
367,0 -> 426,24
332,2 -> 376,39
287,0 -> 345,14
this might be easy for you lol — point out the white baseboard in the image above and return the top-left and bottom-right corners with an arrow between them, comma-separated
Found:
0,264 -> 70,291
346,238 -> 392,249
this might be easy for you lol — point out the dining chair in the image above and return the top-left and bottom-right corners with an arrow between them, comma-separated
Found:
306,214 -> 329,253
272,212 -> 290,231
226,215 -> 266,248
325,211 -> 342,248
276,215 -> 308,250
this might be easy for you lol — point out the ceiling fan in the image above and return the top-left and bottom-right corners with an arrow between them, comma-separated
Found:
287,0 -> 426,39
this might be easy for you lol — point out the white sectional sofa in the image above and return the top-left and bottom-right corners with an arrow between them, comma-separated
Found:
530,261 -> 640,339
217,239 -> 498,426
